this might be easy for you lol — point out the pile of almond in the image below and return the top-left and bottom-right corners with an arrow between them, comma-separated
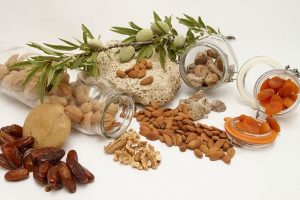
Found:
104,129 -> 161,170
135,102 -> 235,164
116,59 -> 154,85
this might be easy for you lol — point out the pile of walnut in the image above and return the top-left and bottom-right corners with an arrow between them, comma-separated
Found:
105,129 -> 161,170
116,59 -> 154,85
136,102 -> 235,164
186,49 -> 224,88
0,124 -> 94,193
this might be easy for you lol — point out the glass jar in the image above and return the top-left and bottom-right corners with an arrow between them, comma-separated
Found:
0,51 -> 135,139
236,56 -> 300,115
179,34 -> 239,90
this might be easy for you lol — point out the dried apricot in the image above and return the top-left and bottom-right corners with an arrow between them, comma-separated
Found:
268,76 -> 285,89
238,114 -> 248,122
290,80 -> 299,94
283,97 -> 295,108
259,122 -> 271,134
290,94 -> 298,101
281,80 -> 295,97
266,116 -> 280,132
260,79 -> 270,91
265,101 -> 283,115
259,99 -> 270,108
242,116 -> 260,134
270,94 -> 283,104
257,89 -> 275,101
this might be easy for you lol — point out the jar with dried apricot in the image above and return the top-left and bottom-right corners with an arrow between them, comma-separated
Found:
237,57 -> 300,116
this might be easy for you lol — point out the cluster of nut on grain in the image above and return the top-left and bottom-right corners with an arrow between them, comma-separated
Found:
116,59 -> 154,85
186,49 -> 224,88
136,102 -> 235,164
0,124 -> 94,193
105,129 -> 161,170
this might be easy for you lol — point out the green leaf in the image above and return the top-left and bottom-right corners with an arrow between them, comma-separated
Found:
23,66 -> 41,86
81,24 -> 94,39
38,66 -> 49,103
198,16 -> 206,28
177,18 -> 195,28
170,28 -> 178,35
44,43 -> 78,51
70,57 -> 84,69
29,60 -> 49,68
111,27 -> 138,35
9,60 -> 32,70
122,36 -> 136,44
207,26 -> 217,34
47,68 -> 55,86
51,57 -> 72,71
32,56 -> 60,62
73,37 -> 83,45
183,14 -> 199,27
49,69 -> 64,92
153,11 -> 162,21
164,16 -> 172,28
128,21 -> 142,31
27,42 -> 63,56
59,38 -> 79,47
158,46 -> 166,69
155,21 -> 167,34
136,46 -> 153,62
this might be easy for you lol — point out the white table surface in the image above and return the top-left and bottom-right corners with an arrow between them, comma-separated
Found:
1,0 -> 300,199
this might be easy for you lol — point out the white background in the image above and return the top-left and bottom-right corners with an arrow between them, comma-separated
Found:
1,0 -> 300,199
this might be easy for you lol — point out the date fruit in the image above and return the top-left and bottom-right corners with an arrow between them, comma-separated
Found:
0,153 -> 13,170
47,165 -> 61,189
58,163 -> 76,193
14,136 -> 34,152
1,124 -> 23,139
1,142 -> 22,168
31,148 -> 65,163
5,168 -> 29,182
0,131 -> 15,145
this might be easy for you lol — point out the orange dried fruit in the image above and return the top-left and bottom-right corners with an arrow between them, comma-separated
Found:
290,94 -> 298,101
281,80 -> 295,97
238,114 -> 248,122
259,122 -> 271,134
260,79 -> 270,91
270,94 -> 283,104
242,116 -> 260,134
265,101 -> 283,115
257,89 -> 275,101
283,97 -> 295,108
266,116 -> 280,132
290,80 -> 299,94
259,98 -> 270,108
268,76 -> 285,89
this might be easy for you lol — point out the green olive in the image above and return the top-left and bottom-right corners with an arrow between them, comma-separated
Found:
119,46 -> 135,62
151,21 -> 170,35
87,38 -> 103,50
136,29 -> 154,42
173,35 -> 185,49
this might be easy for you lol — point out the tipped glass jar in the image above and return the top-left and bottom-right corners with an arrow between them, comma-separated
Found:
179,34 -> 239,90
236,57 -> 300,116
0,53 -> 135,139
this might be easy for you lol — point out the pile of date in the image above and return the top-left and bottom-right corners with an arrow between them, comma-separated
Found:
0,124 -> 94,193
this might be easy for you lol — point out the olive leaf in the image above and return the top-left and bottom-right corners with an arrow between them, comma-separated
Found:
129,21 -> 142,31
111,27 -> 138,35
158,46 -> 166,69
44,43 -> 78,51
153,11 -> 162,21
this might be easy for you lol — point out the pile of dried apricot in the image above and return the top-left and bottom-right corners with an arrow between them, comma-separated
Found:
235,114 -> 280,134
257,76 -> 299,115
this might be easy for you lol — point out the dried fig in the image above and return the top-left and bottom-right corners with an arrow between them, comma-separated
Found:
23,104 -> 71,148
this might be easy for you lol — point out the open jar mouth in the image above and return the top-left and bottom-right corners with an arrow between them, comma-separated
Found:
179,42 -> 229,91
231,117 -> 272,137
100,91 -> 135,139
254,69 -> 300,116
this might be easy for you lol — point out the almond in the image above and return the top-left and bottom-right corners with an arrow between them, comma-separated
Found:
140,76 -> 153,85
179,144 -> 187,152
152,108 -> 164,118
209,150 -> 225,161
150,101 -> 160,109
163,134 -> 173,147
186,133 -> 198,143
186,125 -> 195,132
137,69 -> 146,78
146,62 -> 153,69
139,125 -> 151,137
128,69 -> 138,78
147,129 -> 159,141
175,134 -> 182,146
227,148 -> 235,158
194,149 -> 203,159
65,105 -> 83,123
116,69 -> 126,78
187,139 -> 201,150
200,145 -> 209,154
125,67 -> 133,74
221,154 -> 231,164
